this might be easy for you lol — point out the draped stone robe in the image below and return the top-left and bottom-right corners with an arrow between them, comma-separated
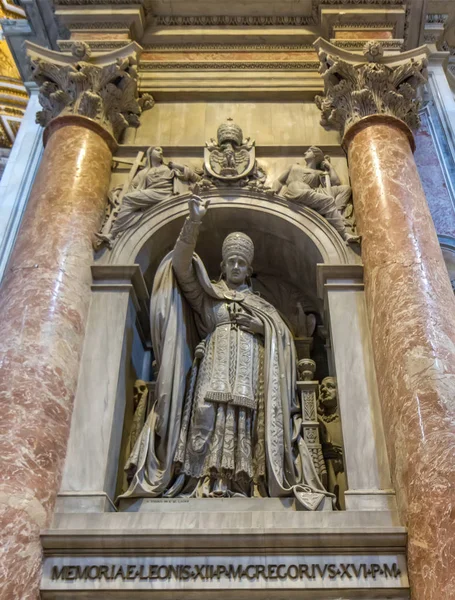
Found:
281,163 -> 351,239
122,218 -> 331,508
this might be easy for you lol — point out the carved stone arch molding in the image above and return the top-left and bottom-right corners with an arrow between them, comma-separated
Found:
103,188 -> 357,314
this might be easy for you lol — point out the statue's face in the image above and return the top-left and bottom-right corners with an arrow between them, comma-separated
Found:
223,254 -> 250,286
151,147 -> 163,163
303,148 -> 314,163
319,377 -> 337,410
133,381 -> 147,409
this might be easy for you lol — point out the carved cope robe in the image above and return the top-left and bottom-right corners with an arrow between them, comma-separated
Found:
123,218 -> 330,508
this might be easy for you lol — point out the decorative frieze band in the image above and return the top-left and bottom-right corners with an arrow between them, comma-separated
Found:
140,61 -> 320,71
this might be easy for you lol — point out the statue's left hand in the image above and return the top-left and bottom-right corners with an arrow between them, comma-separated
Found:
235,313 -> 264,336
168,161 -> 184,171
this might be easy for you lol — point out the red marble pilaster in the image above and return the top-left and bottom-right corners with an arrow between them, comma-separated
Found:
0,118 -> 114,599
344,116 -> 455,600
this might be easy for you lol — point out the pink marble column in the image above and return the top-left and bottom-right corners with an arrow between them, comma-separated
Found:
0,117 -> 114,599
344,115 -> 455,600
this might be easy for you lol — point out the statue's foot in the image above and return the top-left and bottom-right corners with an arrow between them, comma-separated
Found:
344,232 -> 361,244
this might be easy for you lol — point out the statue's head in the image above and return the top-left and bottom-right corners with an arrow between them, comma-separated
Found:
304,146 -> 324,167
147,146 -> 164,166
319,376 -> 338,410
221,232 -> 254,286
133,379 -> 148,409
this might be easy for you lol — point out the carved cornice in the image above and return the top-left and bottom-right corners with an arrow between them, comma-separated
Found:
53,0 -> 403,6
53,0 -> 143,4
150,0 -> 404,26
25,41 -> 154,142
332,22 -> 395,30
67,22 -> 132,30
313,38 -> 429,139
58,40 -> 130,52
332,40 -> 403,51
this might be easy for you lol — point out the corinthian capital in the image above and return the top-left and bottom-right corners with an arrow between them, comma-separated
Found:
313,39 -> 430,139
25,41 -> 154,141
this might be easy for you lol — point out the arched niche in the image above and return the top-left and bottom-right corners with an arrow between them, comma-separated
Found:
59,190 -> 390,516
103,189 -> 358,315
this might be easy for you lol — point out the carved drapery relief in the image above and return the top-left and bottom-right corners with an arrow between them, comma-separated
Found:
96,147 -> 202,248
313,39 -> 429,138
272,146 -> 359,243
25,41 -> 154,141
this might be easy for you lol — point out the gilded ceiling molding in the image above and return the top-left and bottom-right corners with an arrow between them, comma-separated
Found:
25,41 -> 154,141
313,38 -> 430,139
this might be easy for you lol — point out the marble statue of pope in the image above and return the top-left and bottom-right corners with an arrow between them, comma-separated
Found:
122,196 -> 332,509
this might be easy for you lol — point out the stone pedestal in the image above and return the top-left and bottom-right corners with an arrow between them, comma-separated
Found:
41,509 -> 409,599
314,39 -> 455,599
0,42 -> 146,600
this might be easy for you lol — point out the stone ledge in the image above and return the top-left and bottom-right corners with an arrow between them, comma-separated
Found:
44,510 -> 406,554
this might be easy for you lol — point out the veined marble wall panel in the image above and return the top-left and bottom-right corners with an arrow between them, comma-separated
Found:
415,110 -> 455,238
123,101 -> 341,148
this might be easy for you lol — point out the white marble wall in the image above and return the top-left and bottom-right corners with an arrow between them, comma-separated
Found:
428,55 -> 455,152
0,86 -> 43,281
318,265 -> 396,511
57,265 -> 150,513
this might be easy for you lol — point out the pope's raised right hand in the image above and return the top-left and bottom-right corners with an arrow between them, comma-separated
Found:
188,195 -> 210,223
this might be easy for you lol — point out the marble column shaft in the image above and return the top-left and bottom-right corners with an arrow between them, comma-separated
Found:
0,119 -> 113,599
345,116 -> 455,600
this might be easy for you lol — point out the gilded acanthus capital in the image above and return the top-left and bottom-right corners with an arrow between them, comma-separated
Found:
313,38 -> 430,139
25,41 -> 154,141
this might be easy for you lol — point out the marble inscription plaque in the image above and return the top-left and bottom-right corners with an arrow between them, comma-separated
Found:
43,555 -> 408,592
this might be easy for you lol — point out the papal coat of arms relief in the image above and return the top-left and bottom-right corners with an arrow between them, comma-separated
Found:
204,118 -> 256,181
